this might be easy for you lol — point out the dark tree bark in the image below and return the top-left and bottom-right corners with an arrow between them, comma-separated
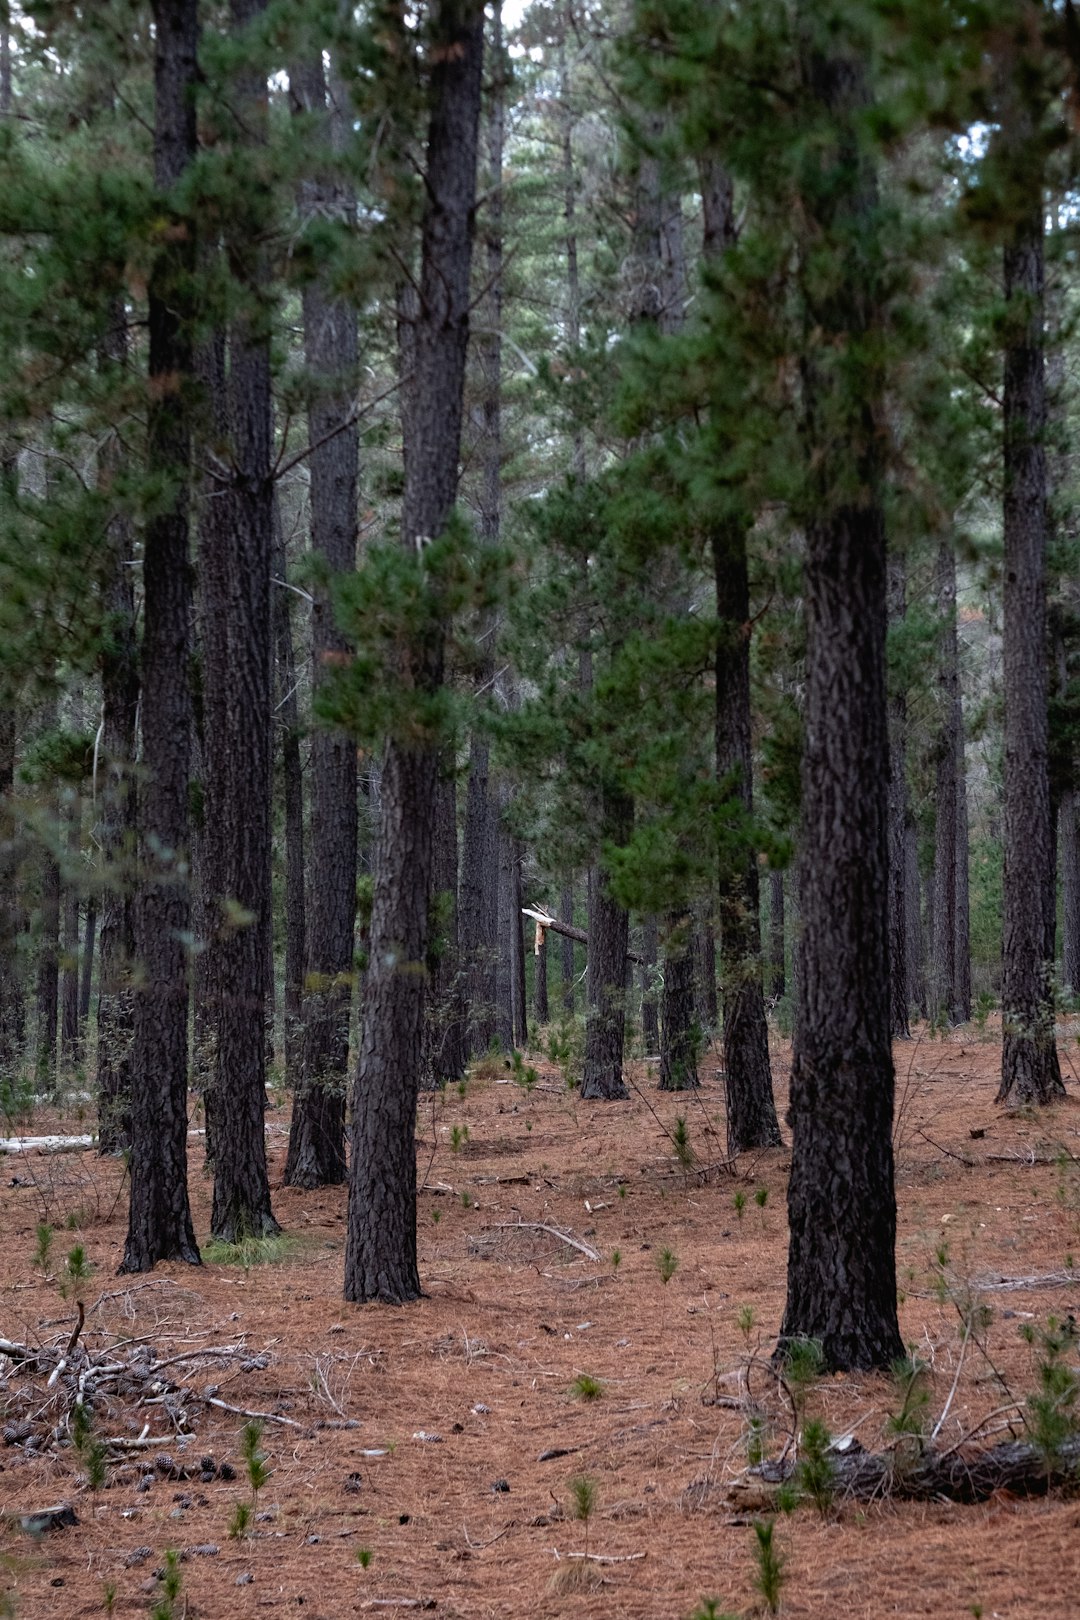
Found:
659,913 -> 698,1092
886,553 -> 910,1040
932,540 -> 968,1026
461,728 -> 497,1054
284,52 -> 358,1186
559,883 -> 576,1014
95,316 -> 139,1153
424,768 -> 468,1087
955,769 -> 972,1021
1062,787 -> 1080,995
997,54 -> 1064,1105
272,500 -> 305,1095
79,897 -> 96,1024
60,799 -> 81,1070
699,155 -> 780,1152
641,914 -> 659,1055
534,917 -> 549,1026
581,801 -> 631,1101
35,762 -> 60,1094
121,0 -> 201,1273
495,786 -> 515,1053
0,706 -> 24,1076
345,0 -> 485,1304
778,29 -> 903,1371
768,870 -> 785,1002
906,819 -> 924,1017
511,836 -> 527,1049
202,0 -> 279,1240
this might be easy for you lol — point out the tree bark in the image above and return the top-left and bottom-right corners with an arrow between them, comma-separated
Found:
121,0 -> 201,1273
0,706 -> 24,1077
560,883 -> 576,1014
581,802 -> 631,1101
461,727 -> 497,1054
203,0 -> 279,1240
932,541 -> 966,1026
534,918 -> 549,1026
768,870 -> 785,1002
778,28 -> 903,1371
660,913 -> 698,1091
887,552 -> 910,1039
272,500 -> 305,1096
641,914 -> 659,1055
284,52 -> 358,1186
60,798 -> 81,1070
997,54 -> 1064,1105
1062,790 -> 1080,995
345,0 -> 485,1304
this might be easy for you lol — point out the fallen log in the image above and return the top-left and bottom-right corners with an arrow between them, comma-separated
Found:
521,908 -> 643,966
726,1432 -> 1080,1508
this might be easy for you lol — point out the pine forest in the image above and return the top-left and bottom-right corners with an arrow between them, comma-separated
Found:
3,2 -> 1080,1615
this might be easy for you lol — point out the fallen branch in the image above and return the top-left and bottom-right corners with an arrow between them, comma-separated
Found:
462,1521 -> 513,1551
554,1549 -> 647,1564
972,1270 -> 1080,1292
492,1221 -> 600,1262
204,1394 -> 308,1433
728,1432 -> 1080,1507
521,907 -> 643,966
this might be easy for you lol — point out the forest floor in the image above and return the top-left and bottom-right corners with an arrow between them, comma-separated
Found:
3,1020 -> 1080,1619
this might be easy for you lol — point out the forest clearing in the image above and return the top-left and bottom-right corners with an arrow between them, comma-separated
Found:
4,1028 -> 1080,1619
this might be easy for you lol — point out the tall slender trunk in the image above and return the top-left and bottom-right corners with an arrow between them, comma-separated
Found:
997,47 -> 1063,1104
768,870 -> 785,1002
204,0 -> 279,1239
284,52 -> 358,1185
35,791 -> 60,1093
79,897 -> 96,1024
460,2 -> 504,1064
779,26 -> 902,1370
660,912 -> 698,1091
95,308 -> 139,1152
581,797 -> 631,1100
495,787 -> 514,1051
559,883 -> 576,1014
345,0 -> 485,1304
60,799 -> 81,1070
511,836 -> 527,1049
906,822 -> 924,1017
932,541 -> 966,1025
640,914 -> 659,1054
121,0 -> 201,1273
534,916 -> 549,1026
272,500 -> 305,1094
0,706 -> 24,1076
887,553 -> 910,1039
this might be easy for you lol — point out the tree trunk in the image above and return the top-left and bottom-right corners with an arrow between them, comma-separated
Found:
35,811 -> 60,1093
768,870 -> 785,1002
660,913 -> 698,1091
203,0 -> 279,1241
511,837 -> 527,1050
887,552 -> 910,1039
424,768 -> 468,1086
581,805 -> 631,1101
60,799 -> 81,1070
560,882 -> 576,1014
534,918 -> 549,1027
954,695 -> 972,1023
997,61 -> 1063,1105
906,820 -> 925,1017
0,706 -> 24,1077
461,728 -> 497,1054
121,0 -> 201,1273
272,501 -> 306,1094
778,29 -> 903,1371
95,303 -> 139,1153
284,53 -> 358,1186
345,0 -> 485,1304
1062,791 -> 1080,995
932,540 -> 964,1026
641,914 -> 659,1054
495,788 -> 515,1052
78,895 -> 96,1024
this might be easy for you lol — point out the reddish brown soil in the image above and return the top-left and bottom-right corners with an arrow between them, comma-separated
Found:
4,1024 -> 1080,1619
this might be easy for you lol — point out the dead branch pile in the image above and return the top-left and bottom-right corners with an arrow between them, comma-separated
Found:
0,1303 -> 299,1490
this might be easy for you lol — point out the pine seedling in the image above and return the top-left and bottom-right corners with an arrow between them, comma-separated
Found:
151,1550 -> 183,1620
656,1246 -> 678,1285
733,1190 -> 746,1222
737,1305 -> 756,1345
33,1222 -> 54,1277
1025,1317 -> 1080,1469
450,1123 -> 468,1152
751,1518 -> 786,1615
356,1547 -> 373,1570
61,1242 -> 91,1302
228,1500 -> 253,1540
745,1412 -> 766,1467
102,1580 -> 117,1616
886,1354 -> 930,1445
460,1189 -> 473,1209
783,1335 -> 825,1401
240,1419 -> 271,1515
673,1115 -> 694,1172
796,1418 -> 835,1516
571,1372 -> 604,1401
611,1248 -> 622,1271
568,1473 -> 597,1560
690,1603 -> 739,1620
754,1187 -> 768,1224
